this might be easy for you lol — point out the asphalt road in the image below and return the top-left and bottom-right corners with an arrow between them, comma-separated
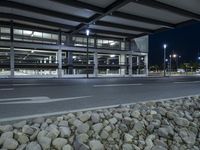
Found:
0,76 -> 200,121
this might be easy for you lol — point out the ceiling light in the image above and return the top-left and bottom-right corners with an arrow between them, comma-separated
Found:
110,54 -> 116,58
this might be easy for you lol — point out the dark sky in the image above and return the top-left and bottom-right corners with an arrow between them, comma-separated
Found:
149,20 -> 200,66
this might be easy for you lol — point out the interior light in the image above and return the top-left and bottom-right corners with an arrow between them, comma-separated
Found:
110,54 -> 116,58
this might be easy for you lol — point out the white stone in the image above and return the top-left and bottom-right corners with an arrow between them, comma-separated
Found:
79,113 -> 91,122
59,127 -> 71,138
62,144 -> 73,150
76,133 -> 89,143
174,118 -> 189,127
13,121 -> 27,129
134,121 -> 144,132
89,140 -> 104,150
3,138 -> 18,150
26,142 -> 42,150
109,118 -> 118,125
131,111 -> 140,118
38,136 -> 51,150
16,144 -> 26,150
22,125 -> 34,135
0,125 -> 13,132
33,117 -> 45,124
73,119 -> 83,127
18,133 -> 29,144
92,123 -> 103,133
122,143 -> 133,150
52,138 -> 68,150
46,127 -> 60,139
100,130 -> 109,139
124,133 -> 133,143
91,113 -> 100,123
77,123 -> 90,134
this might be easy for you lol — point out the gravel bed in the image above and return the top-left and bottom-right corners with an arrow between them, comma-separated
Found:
0,96 -> 200,150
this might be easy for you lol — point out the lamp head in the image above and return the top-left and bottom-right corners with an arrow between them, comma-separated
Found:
86,29 -> 90,36
163,44 -> 167,49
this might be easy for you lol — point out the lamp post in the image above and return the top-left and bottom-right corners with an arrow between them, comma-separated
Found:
86,29 -> 90,78
163,44 -> 167,77
169,55 -> 172,76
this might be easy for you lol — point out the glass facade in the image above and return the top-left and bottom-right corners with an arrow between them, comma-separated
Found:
0,26 -> 130,51
0,25 -> 148,77
0,27 -> 10,40
14,28 -> 58,44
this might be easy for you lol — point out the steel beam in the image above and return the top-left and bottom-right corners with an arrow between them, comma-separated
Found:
0,0 -> 86,23
0,13 -> 75,30
89,29 -> 136,37
70,0 -> 132,34
95,21 -> 153,33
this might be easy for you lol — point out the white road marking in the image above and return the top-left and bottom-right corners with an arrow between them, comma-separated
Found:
0,94 -> 199,123
0,96 -> 49,102
174,81 -> 200,84
12,83 -> 42,86
93,83 -> 143,87
0,88 -> 14,91
0,96 -> 92,104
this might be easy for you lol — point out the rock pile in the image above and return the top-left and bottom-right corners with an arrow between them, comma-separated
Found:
0,96 -> 200,150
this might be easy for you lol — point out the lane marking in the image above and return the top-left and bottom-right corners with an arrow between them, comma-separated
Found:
0,96 -> 49,102
93,83 -> 143,87
0,94 -> 199,123
0,88 -> 14,91
0,96 -> 92,104
12,83 -> 42,86
174,81 -> 200,84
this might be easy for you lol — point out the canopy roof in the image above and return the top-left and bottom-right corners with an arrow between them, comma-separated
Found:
0,0 -> 200,39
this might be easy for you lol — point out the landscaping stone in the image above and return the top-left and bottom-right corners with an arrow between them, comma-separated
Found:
0,96 -> 199,150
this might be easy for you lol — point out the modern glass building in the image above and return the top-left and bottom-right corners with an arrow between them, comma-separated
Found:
0,0 -> 199,78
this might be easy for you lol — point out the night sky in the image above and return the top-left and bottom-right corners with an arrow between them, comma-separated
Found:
149,20 -> 200,66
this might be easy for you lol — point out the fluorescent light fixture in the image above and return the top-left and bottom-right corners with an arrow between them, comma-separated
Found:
23,30 -> 33,35
72,56 -> 77,59
163,44 -> 167,49
109,41 -> 116,46
86,29 -> 90,36
110,54 -> 116,58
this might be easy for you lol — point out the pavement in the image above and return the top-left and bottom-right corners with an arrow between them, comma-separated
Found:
0,76 -> 200,122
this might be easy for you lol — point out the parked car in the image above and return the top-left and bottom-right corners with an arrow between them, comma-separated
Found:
177,69 -> 185,73
196,69 -> 200,73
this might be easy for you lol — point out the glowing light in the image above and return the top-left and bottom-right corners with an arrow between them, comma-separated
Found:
110,54 -> 116,58
163,44 -> 167,49
86,29 -> 90,36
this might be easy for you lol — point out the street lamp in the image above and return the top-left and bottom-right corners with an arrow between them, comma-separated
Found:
86,29 -> 90,78
163,44 -> 167,77
173,54 -> 177,58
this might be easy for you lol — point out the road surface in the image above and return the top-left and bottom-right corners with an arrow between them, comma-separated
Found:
0,76 -> 200,121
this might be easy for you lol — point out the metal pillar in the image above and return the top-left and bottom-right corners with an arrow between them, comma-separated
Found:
86,36 -> 89,78
10,21 -> 14,78
57,30 -> 62,78
128,54 -> 133,76
163,47 -> 166,77
94,52 -> 98,77
68,51 -> 73,74
120,54 -> 126,76
137,56 -> 140,75
144,54 -> 148,76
